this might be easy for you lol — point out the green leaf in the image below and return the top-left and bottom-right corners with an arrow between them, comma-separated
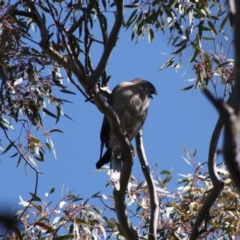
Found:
60,89 -> 76,95
124,4 -> 138,8
125,9 -> 138,29
63,113 -> 73,121
30,192 -> 42,202
191,50 -> 199,62
101,0 -> 106,11
198,20 -> 204,38
16,155 -> 22,168
219,15 -> 228,33
147,27 -> 154,43
204,53 -> 211,69
172,44 -> 188,54
54,235 -> 74,240
34,156 -> 44,161
39,150 -> 44,161
1,142 -> 14,155
10,152 -> 18,158
98,13 -> 108,42
49,188 -> 55,194
49,129 -> 64,134
109,1 -> 116,7
42,108 -> 58,120
198,25 -> 212,31
207,21 -> 217,35
91,191 -> 101,198
174,39 -> 188,47
56,106 -> 61,123
167,0 -> 178,10
30,136 -> 40,144
161,170 -> 171,175
163,173 -> 172,184
45,142 -> 51,151
31,203 -> 42,211
201,37 -> 215,40
158,56 -> 174,71
183,144 -> 190,159
181,85 -> 194,91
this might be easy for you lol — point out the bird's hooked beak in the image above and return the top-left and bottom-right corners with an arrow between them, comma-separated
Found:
150,89 -> 157,98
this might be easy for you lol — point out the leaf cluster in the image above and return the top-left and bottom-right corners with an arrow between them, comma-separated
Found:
0,1 -> 73,169
2,155 -> 240,239
124,0 -> 234,94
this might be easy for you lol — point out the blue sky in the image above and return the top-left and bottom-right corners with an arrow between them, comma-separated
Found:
0,8 -> 232,220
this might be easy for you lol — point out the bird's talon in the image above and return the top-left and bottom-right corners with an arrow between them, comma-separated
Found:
123,130 -> 131,140
130,145 -> 135,158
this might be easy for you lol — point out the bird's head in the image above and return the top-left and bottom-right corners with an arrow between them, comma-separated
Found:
131,79 -> 157,99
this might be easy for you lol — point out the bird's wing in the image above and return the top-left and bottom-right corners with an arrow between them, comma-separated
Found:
96,148 -> 111,169
100,116 -> 111,150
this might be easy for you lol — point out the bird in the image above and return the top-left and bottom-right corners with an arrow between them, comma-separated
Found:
96,78 -> 157,190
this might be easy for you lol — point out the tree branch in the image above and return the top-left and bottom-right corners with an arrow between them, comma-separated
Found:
15,4 -> 86,83
190,183 -> 224,239
67,0 -> 96,35
94,1 -> 109,85
3,129 -> 42,173
135,130 -> 159,240
16,1 -> 136,239
91,85 -> 138,239
232,2 -> 240,116
203,88 -> 240,187
19,171 -> 39,222
87,0 -> 124,87
190,88 -> 237,239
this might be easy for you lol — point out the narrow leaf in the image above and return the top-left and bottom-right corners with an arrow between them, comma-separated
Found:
1,142 -> 14,155
158,56 -> 174,71
124,4 -> 138,8
60,89 -> 76,95
10,152 -> 18,158
125,9 -> 138,28
148,27 -> 154,43
50,188 -> 55,194
43,108 -> 58,120
207,21 -> 217,35
54,235 -> 74,240
49,129 -> 64,134
30,192 -> 41,202
181,84 -> 194,91
219,15 -> 228,33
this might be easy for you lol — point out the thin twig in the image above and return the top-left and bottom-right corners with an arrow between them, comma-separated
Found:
3,129 -> 42,173
65,69 -> 94,104
87,0 -> 124,87
67,0 -> 96,34
19,171 -> 39,222
99,197 -> 115,211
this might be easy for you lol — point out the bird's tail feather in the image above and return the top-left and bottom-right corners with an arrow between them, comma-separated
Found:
110,155 -> 121,190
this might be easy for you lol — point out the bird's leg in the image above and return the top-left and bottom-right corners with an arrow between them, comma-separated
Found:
123,130 -> 135,158
130,144 -> 135,158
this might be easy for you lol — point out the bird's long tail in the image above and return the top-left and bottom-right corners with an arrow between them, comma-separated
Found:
110,154 -> 121,190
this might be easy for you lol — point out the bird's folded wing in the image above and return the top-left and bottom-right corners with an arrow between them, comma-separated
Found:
96,149 -> 111,169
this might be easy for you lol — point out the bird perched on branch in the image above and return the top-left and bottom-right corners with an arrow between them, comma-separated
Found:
96,78 -> 157,190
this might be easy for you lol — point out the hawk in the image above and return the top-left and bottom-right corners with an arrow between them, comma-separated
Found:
96,78 -> 157,190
